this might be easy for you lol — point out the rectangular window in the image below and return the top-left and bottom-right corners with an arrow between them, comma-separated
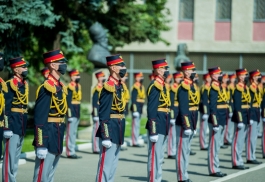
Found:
216,0 -> 231,21
254,0 -> 265,21
179,0 -> 194,21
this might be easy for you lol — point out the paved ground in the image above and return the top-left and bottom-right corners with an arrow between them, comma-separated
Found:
6,135 -> 265,182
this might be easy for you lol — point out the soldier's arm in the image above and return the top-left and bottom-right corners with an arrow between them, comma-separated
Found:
92,90 -> 99,117
249,90 -> 255,120
169,90 -> 175,118
33,86 -> 52,148
178,87 -> 191,130
233,90 -> 243,122
209,89 -> 218,127
262,91 -> 265,118
201,89 -> 209,115
131,87 -> 137,112
3,82 -> 14,130
147,85 -> 159,135
98,88 -> 113,140
66,88 -> 73,117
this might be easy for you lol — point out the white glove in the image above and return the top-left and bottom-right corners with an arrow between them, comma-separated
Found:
263,118 -> 265,122
149,135 -> 159,143
213,127 -> 219,132
68,117 -> 75,122
36,147 -> 48,159
93,117 -> 99,122
249,120 -> 254,125
170,119 -> 175,125
193,129 -> 197,135
237,123 -> 244,129
133,112 -> 140,117
102,140 -> 112,148
184,129 -> 192,136
229,113 -> 233,118
3,130 -> 13,138
202,114 -> 209,121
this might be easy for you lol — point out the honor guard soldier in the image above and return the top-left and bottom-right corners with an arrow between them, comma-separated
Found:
146,58 -> 170,182
175,61 -> 197,182
245,70 -> 262,164
65,69 -> 82,159
168,72 -> 183,159
41,67 -> 50,79
95,54 -> 127,182
207,67 -> 228,177
0,52 -> 7,161
131,72 -> 145,147
224,73 -> 236,145
261,75 -> 265,157
2,56 -> 28,182
199,73 -> 211,150
257,76 -> 265,139
32,50 -> 68,182
231,68 -> 250,170
121,72 -> 130,117
92,71 -> 105,153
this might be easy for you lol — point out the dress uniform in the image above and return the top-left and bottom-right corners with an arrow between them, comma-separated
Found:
199,73 -> 211,150
0,52 -> 6,161
121,73 -> 130,117
32,50 -> 68,182
261,76 -> 265,157
92,71 -> 105,153
131,72 -> 145,147
257,76 -> 265,138
245,70 -> 262,164
146,58 -> 170,182
207,67 -> 228,177
65,69 -> 82,158
95,54 -> 127,182
41,67 -> 50,79
224,73 -> 236,145
168,72 -> 183,158
175,62 -> 198,182
2,57 -> 28,182
231,68 -> 250,170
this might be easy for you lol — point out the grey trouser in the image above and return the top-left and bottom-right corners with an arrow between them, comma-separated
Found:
167,124 -> 176,156
92,118 -> 100,153
262,122 -> 265,157
147,134 -> 167,182
66,117 -> 80,156
207,124 -> 223,174
231,123 -> 247,166
224,117 -> 234,144
175,125 -> 193,181
199,116 -> 208,149
131,114 -> 141,145
33,152 -> 60,182
2,134 -> 24,182
257,119 -> 262,136
220,125 -> 226,147
245,121 -> 258,161
95,140 -> 120,182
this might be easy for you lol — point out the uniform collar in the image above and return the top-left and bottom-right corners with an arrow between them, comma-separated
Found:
155,75 -> 164,85
109,76 -> 120,86
183,78 -> 192,85
48,74 -> 59,86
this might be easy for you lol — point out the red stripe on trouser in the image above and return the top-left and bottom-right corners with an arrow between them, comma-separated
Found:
263,126 -> 265,155
5,139 -> 10,182
247,125 -> 251,160
94,121 -> 98,151
177,129 -> 183,181
37,159 -> 44,182
150,143 -> 155,182
200,120 -> 204,148
233,128 -> 239,166
210,131 -> 215,174
168,127 -> 172,155
132,118 -> 135,145
98,147 -> 106,182
66,122 -> 70,156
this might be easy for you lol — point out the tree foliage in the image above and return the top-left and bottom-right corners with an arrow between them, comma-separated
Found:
0,0 -> 170,85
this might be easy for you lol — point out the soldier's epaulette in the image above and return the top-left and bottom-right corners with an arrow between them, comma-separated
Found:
44,80 -> 56,93
103,80 -> 115,92
68,82 -> 76,91
171,83 -> 179,93
236,83 -> 244,92
211,82 -> 220,91
154,80 -> 163,91
9,78 -> 20,92
0,77 -> 8,93
60,82 -> 68,95
181,80 -> 190,90
249,83 -> 257,93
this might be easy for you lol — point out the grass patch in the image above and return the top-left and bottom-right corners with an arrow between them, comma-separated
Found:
124,117 -> 147,137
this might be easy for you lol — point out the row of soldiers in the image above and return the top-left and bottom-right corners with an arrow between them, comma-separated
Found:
0,50 -> 83,182
92,55 -> 265,182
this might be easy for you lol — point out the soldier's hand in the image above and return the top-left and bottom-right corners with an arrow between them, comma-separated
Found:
202,114 -> 209,121
3,130 -> 13,138
133,112 -> 140,118
213,127 -> 219,132
102,140 -> 112,148
193,129 -> 197,135
36,147 -> 48,159
263,118 -> 265,122
229,113 -> 233,118
249,120 -> 254,125
93,117 -> 99,122
170,119 -> 175,125
237,123 -> 244,129
149,135 -> 158,142
68,117 -> 75,122
184,129 -> 192,136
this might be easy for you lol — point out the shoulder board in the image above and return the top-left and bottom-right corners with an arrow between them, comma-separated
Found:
211,82 -> 220,91
154,80 -> 163,91
249,83 -> 257,93
44,80 -> 56,93
9,78 -> 19,92
103,81 -> 115,92
181,81 -> 190,90
68,82 -> 76,91
60,82 -> 68,95
0,77 -> 8,93
236,83 -> 244,92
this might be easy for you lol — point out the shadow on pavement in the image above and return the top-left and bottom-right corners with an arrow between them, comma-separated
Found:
119,158 -> 146,164
25,158 -> 35,163
189,162 -> 208,167
121,176 -> 168,182
133,154 -> 148,157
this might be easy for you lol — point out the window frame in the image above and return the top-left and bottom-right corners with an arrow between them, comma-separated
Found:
215,0 -> 232,22
253,0 -> 265,22
178,0 -> 194,22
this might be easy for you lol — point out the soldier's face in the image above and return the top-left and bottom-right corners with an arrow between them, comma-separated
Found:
175,77 -> 183,84
14,66 -> 27,75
